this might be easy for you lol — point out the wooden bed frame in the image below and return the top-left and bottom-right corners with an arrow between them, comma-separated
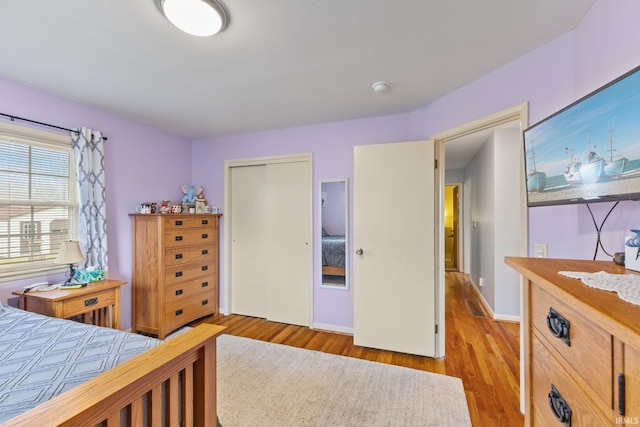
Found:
322,265 -> 345,276
1,324 -> 226,427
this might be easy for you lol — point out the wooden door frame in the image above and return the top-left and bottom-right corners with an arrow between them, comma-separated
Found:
223,153 -> 314,326
430,102 -> 529,359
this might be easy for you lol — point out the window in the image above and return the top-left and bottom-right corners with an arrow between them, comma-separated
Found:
0,121 -> 77,279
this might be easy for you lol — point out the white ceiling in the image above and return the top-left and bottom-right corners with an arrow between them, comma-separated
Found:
0,1 -> 594,151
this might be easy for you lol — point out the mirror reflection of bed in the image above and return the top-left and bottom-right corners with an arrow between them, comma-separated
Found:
321,180 -> 348,288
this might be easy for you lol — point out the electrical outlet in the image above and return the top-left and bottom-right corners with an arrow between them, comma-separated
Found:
479,277 -> 485,287
534,243 -> 548,258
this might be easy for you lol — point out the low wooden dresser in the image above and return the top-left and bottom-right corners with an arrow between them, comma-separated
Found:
506,257 -> 640,426
130,213 -> 221,339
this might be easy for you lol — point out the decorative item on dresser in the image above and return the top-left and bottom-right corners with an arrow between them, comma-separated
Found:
505,257 -> 640,426
130,213 -> 221,339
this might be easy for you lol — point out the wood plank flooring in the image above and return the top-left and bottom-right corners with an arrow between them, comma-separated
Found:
197,272 -> 523,426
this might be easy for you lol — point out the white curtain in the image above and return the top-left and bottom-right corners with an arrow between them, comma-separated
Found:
71,127 -> 108,270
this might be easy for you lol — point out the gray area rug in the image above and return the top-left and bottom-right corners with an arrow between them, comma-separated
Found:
217,335 -> 472,427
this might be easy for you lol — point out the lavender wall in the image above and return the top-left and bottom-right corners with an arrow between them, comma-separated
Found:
321,181 -> 346,236
0,79 -> 192,329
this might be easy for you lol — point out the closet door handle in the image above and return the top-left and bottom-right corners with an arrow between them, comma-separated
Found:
546,307 -> 570,346
355,248 -> 363,256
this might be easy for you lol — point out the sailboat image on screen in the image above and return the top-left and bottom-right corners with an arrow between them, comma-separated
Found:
563,129 -> 607,185
526,140 -> 546,192
604,128 -> 628,178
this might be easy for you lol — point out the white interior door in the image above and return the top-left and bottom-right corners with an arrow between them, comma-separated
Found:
230,165 -> 268,317
265,161 -> 312,325
353,140 -> 436,357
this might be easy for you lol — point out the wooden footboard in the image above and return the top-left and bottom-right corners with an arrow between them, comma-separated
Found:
1,324 -> 226,427
322,265 -> 346,276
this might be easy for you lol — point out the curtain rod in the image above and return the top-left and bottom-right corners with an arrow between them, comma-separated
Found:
0,112 -> 108,141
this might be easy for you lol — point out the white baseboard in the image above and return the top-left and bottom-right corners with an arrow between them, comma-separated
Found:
312,322 -> 353,335
470,280 -> 520,323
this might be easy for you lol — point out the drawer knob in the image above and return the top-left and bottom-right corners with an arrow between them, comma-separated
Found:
201,265 -> 208,271
202,281 -> 208,287
175,235 -> 183,241
202,249 -> 208,255
175,271 -> 183,277
548,384 -> 571,425
175,309 -> 183,316
202,219 -> 208,225
175,253 -> 183,259
546,307 -> 570,346
202,299 -> 208,305
201,233 -> 208,239
175,220 -> 183,226
175,289 -> 183,296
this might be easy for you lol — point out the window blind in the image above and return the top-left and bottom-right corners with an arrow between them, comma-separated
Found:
0,122 -> 77,279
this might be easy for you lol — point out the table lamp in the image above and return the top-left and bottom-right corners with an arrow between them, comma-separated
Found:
55,241 -> 85,285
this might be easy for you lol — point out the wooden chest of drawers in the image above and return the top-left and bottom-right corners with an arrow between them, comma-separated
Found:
130,213 -> 221,339
506,257 -> 640,426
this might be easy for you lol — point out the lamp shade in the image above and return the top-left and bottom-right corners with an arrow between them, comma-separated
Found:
55,241 -> 85,265
157,0 -> 228,37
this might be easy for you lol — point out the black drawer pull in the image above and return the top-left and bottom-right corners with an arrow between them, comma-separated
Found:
175,253 -> 183,259
175,309 -> 183,316
201,265 -> 208,271
202,281 -> 208,287
548,384 -> 571,426
175,271 -> 183,277
201,249 -> 208,255
201,233 -> 208,239
202,299 -> 208,305
175,289 -> 183,296
546,307 -> 570,346
175,235 -> 183,241
175,220 -> 183,226
202,219 -> 208,225
84,297 -> 98,307
619,373 -> 626,415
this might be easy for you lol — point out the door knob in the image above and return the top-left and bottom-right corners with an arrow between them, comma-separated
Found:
355,248 -> 363,255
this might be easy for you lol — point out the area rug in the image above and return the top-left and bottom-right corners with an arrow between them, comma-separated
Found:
217,335 -> 471,427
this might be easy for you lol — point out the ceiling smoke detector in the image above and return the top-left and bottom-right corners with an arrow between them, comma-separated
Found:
372,81 -> 390,94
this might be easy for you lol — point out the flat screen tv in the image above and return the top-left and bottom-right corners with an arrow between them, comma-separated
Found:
523,65 -> 640,207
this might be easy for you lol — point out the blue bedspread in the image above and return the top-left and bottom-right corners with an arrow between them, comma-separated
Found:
0,304 -> 161,423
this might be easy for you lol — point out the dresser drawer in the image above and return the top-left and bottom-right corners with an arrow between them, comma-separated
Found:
62,289 -> 115,318
165,280 -> 213,304
164,227 -> 216,248
164,243 -> 216,267
531,337 -> 610,426
163,216 -> 217,230
531,283 -> 612,409
165,295 -> 215,334
164,262 -> 215,286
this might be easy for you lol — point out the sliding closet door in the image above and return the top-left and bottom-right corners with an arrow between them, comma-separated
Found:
265,161 -> 312,326
227,154 -> 312,326
230,165 -> 268,318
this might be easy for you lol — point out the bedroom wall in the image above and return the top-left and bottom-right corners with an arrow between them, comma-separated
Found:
0,78 -> 193,329
321,181 -> 346,236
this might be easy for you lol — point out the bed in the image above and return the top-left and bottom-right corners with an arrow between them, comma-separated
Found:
321,231 -> 346,276
0,303 -> 225,426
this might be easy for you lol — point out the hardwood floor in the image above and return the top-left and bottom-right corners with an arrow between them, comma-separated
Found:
197,272 -> 523,426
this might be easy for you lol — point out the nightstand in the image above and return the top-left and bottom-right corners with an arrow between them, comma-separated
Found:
13,279 -> 126,329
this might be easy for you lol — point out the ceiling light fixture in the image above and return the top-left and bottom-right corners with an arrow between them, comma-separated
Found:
156,0 -> 228,37
372,81 -> 390,94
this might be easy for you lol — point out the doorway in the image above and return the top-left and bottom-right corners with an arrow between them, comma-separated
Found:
444,185 -> 459,271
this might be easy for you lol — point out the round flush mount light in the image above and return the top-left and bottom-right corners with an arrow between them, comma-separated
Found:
156,0 -> 228,37
372,81 -> 390,94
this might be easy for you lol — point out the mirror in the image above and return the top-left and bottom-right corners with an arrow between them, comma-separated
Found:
320,179 -> 349,289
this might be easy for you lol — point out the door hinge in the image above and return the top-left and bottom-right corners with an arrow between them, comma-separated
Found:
434,159 -> 438,169
435,324 -> 439,334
